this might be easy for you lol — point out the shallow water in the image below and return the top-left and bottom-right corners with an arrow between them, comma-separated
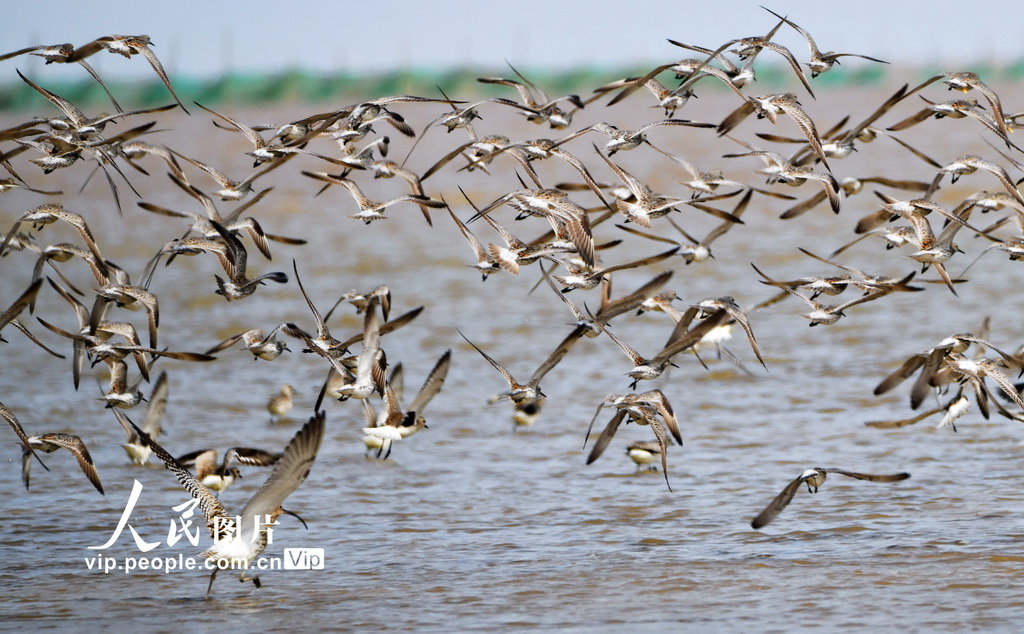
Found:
2,76 -> 1024,632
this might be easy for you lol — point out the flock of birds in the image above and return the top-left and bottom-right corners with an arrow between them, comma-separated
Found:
4,8 -> 1024,597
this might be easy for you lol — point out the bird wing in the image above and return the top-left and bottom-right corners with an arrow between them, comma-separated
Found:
121,411 -> 227,534
586,410 -> 627,465
141,371 -> 169,438
237,412 -> 326,545
750,474 -> 806,529
822,468 -> 911,483
407,349 -> 452,415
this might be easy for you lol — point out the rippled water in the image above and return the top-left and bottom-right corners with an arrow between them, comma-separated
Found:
3,77 -> 1024,631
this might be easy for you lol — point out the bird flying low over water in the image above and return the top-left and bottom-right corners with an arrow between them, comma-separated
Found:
750,468 -> 910,529
22,432 -> 103,495
124,410 -> 324,598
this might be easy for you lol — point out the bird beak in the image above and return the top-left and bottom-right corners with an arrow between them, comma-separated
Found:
280,507 -> 308,529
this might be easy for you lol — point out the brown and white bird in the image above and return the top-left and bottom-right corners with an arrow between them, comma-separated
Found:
133,411 -> 324,598
361,349 -> 452,458
22,433 -> 103,495
585,390 -> 681,491
118,371 -> 169,465
175,446 -> 282,494
267,384 -> 296,422
761,7 -> 889,78
750,468 -> 910,529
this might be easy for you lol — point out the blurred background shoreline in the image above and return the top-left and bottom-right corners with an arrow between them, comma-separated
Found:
5,60 -> 1024,112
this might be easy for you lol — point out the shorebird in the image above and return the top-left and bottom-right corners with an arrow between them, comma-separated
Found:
718,93 -> 832,170
625,440 -> 663,472
359,384 -> 406,460
207,220 -> 289,301
176,446 -> 282,494
362,349 -> 451,458
780,174 -> 930,219
604,19 -> 783,110
116,140 -> 183,177
204,325 -> 290,361
324,285 -> 392,322
316,294 -> 386,404
312,135 -> 390,173
25,241 -> 109,302
888,96 -> 1019,150
594,146 -> 699,228
548,246 -> 679,292
301,171 -> 446,224
598,303 -> 732,387
796,247 -> 924,295
14,69 -> 175,141
458,329 -> 567,431
1,401 -> 49,473
416,93 -> 535,138
99,358 -> 145,409
592,75 -> 700,117
555,119 -> 715,155
692,296 -> 767,369
0,203 -> 104,264
0,41 -> 123,111
401,91 -> 538,166
897,71 -> 1011,140
959,234 -> 1024,276
872,331 -> 1020,411
22,432 -> 103,494
879,199 -> 977,296
92,278 -> 161,349
539,265 -> 675,365
936,155 -> 1024,208
332,94 -> 455,141
37,306 -> 215,388
446,205 -> 500,280
171,150 -> 289,202
775,286 -> 888,327
943,353 -> 1024,418
647,146 -> 762,199
118,371 -> 168,465
865,390 -> 971,431
267,384 -> 295,422
134,411 -> 324,598
757,83 -> 910,166
462,137 -> 612,209
761,7 -> 889,77
38,278 -> 142,386
282,261 -> 353,374
420,134 -> 515,180
750,468 -> 910,529
471,186 -> 596,266
13,71 -> 169,212
585,389 -> 681,491
723,143 -> 840,212
194,102 -> 343,167
362,159 -> 440,225
721,29 -> 816,97
616,190 -> 752,264
138,177 -> 288,265
478,63 -> 588,129
470,204 -> 575,276
68,34 -> 189,112
662,37 -> 765,89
